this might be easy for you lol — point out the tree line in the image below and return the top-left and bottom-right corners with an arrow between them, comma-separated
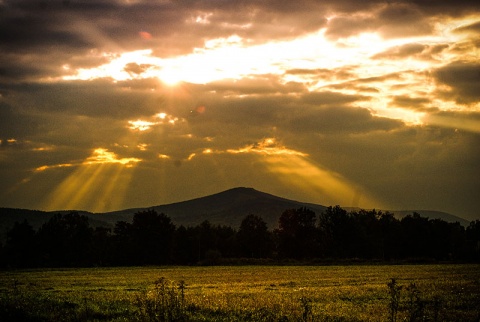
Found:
1,206 -> 479,268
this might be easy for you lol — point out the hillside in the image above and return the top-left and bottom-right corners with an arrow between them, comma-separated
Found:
390,210 -> 470,227
0,208 -> 110,242
342,207 -> 470,227
0,187 -> 471,240
100,187 -> 327,229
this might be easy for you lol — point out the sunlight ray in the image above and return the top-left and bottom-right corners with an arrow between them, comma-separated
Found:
94,164 -> 133,213
41,148 -> 142,211
262,154 -> 382,209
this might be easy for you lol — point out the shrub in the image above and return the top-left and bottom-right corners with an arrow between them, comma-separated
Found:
134,277 -> 187,321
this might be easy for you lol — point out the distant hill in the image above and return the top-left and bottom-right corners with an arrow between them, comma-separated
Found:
0,208 -> 111,242
342,207 -> 470,227
0,187 -> 471,241
390,210 -> 470,227
99,187 -> 327,229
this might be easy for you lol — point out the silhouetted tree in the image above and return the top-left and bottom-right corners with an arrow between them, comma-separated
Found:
111,221 -> 134,265
171,225 -> 197,264
5,220 -> 37,267
466,220 -> 480,261
276,207 -> 317,259
377,211 -> 402,259
2,205 -> 477,267
91,227 -> 112,266
237,214 -> 272,258
349,209 -> 383,258
318,206 -> 354,258
214,225 -> 237,258
130,209 -> 175,265
400,213 -> 432,258
0,241 -> 4,268
192,220 -> 215,262
36,212 -> 94,266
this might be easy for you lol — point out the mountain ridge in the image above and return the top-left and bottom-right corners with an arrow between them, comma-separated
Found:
0,187 -> 471,240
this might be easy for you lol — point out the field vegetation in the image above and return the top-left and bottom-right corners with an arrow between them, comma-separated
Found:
1,264 -> 479,321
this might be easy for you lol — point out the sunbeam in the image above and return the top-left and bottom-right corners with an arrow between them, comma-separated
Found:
40,148 -> 141,212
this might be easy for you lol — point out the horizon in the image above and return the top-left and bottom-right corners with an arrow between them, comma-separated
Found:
0,1 -> 479,221
1,186 -> 471,225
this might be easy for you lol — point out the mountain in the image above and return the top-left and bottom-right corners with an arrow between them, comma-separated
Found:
98,187 -> 327,229
0,187 -> 471,241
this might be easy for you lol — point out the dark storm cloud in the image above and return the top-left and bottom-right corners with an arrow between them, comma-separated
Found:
433,61 -> 480,104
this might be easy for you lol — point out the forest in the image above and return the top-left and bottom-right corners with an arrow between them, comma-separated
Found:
1,206 -> 479,268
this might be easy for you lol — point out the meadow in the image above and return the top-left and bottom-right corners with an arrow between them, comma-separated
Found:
1,264 -> 479,321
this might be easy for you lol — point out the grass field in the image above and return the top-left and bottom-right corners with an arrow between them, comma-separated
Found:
1,264 -> 479,321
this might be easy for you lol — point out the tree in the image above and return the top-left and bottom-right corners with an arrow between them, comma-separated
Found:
5,220 -> 37,267
91,226 -> 112,266
276,207 -> 317,259
318,206 -> 353,258
171,225 -> 196,265
466,220 -> 480,261
37,212 -> 93,266
349,209 -> 383,259
237,214 -> 272,258
400,213 -> 431,258
130,209 -> 176,265
111,221 -> 134,265
377,211 -> 402,259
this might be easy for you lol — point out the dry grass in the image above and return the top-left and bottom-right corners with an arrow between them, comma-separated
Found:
1,264 -> 479,321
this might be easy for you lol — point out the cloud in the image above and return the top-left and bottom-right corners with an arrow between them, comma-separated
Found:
301,91 -> 363,106
453,20 -> 480,34
0,0 -> 479,219
424,110 -> 480,133
0,102 -> 39,138
124,63 -> 154,75
324,3 -> 432,40
283,105 -> 403,134
206,75 -> 306,95
372,43 -> 427,59
433,61 -> 480,104
390,95 -> 431,111
2,78 -> 166,118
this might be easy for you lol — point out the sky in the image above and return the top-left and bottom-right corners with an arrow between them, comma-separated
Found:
0,0 -> 479,221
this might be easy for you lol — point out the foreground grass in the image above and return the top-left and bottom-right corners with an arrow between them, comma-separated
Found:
1,264 -> 479,321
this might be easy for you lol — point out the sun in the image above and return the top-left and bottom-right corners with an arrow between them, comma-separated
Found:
158,66 -> 185,86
